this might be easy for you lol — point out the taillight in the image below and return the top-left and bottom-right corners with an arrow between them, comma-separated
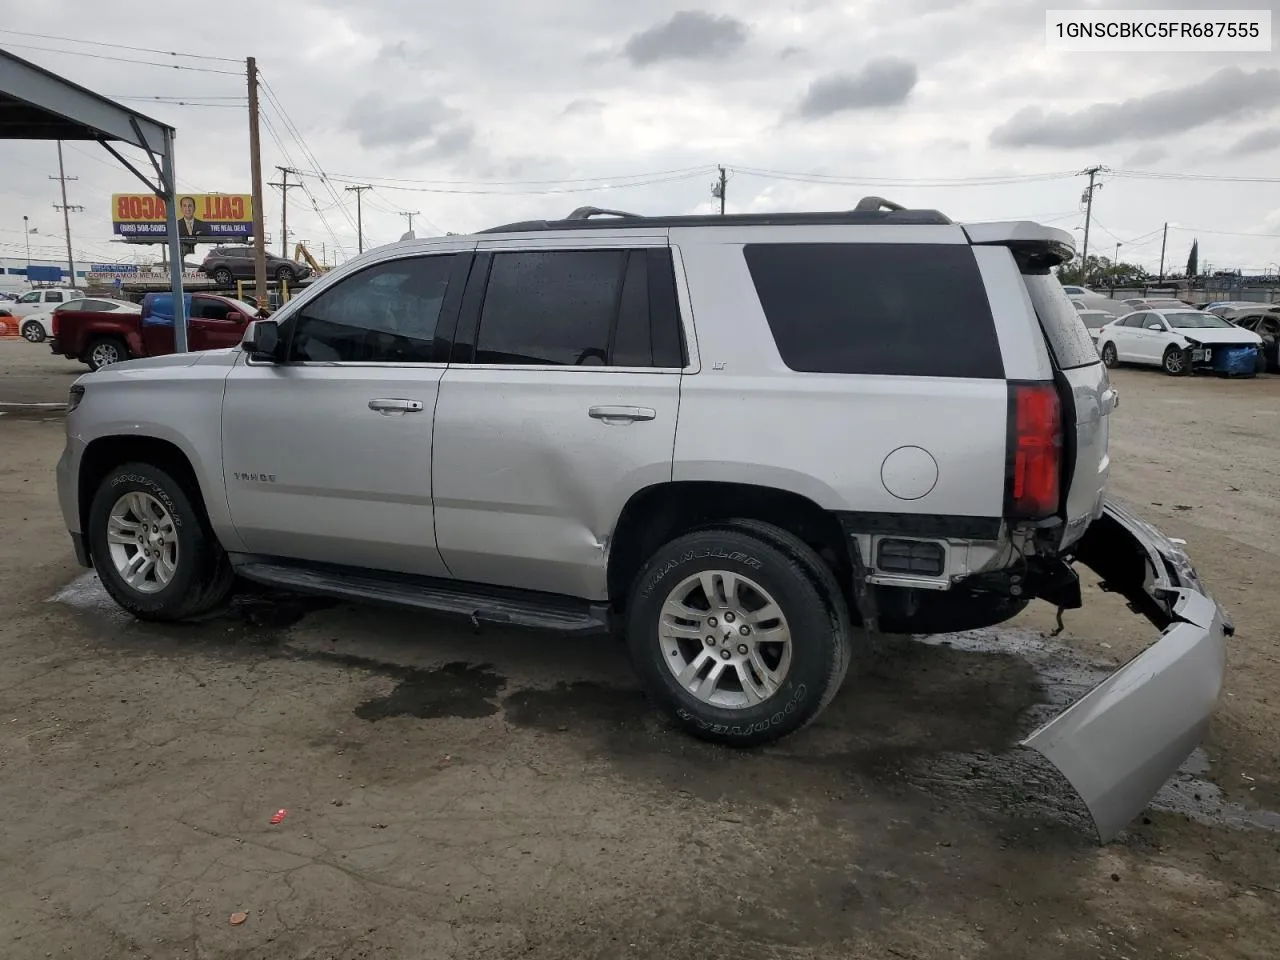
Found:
1005,383 -> 1063,519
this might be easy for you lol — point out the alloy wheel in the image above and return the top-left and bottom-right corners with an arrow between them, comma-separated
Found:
105,492 -> 179,594
658,570 -> 793,709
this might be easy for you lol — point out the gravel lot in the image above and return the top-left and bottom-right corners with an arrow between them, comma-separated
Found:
1,338 -> 1277,959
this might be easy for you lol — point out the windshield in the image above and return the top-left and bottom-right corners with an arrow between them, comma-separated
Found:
1166,312 -> 1233,329
1147,300 -> 1188,309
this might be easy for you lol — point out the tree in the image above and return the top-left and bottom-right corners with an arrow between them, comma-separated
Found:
1186,239 -> 1199,278
1058,255 -> 1149,287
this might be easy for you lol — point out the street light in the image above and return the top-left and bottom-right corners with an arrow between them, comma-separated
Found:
1113,241 -> 1122,292
22,215 -> 31,274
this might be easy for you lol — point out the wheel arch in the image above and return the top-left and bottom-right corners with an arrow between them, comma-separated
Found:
78,435 -> 214,560
606,480 -> 853,614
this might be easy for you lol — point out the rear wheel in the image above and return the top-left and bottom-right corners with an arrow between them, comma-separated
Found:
275,266 -> 295,284
212,267 -> 233,285
85,337 -> 127,371
88,462 -> 234,621
1162,345 -> 1189,376
21,320 -> 45,343
1100,342 -> 1118,367
626,525 -> 852,746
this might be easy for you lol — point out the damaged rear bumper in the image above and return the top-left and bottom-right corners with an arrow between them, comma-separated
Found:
1022,500 -> 1231,842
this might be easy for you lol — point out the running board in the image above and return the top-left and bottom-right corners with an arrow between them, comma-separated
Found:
230,557 -> 612,635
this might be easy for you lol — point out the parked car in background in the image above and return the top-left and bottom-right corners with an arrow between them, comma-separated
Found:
1096,308 -> 1264,376
49,292 -> 259,370
1229,310 -> 1280,372
1201,301 -> 1260,316
19,297 -> 140,344
1071,299 -> 1113,341
1061,284 -> 1127,317
1127,297 -> 1195,312
9,287 -> 87,317
199,245 -> 312,286
1207,302 -> 1280,321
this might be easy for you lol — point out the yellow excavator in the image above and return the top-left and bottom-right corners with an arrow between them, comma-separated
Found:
294,243 -> 327,275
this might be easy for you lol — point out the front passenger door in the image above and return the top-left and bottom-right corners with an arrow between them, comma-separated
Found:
1114,313 -> 1145,361
221,246 -> 474,576
189,296 -> 250,351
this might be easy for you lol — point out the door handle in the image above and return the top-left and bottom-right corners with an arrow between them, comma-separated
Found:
369,398 -> 425,415
589,405 -> 657,423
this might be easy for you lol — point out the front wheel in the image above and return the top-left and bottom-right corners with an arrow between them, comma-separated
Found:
87,462 -> 234,621
275,266 -> 295,284
1162,345 -> 1190,376
21,320 -> 46,343
626,525 -> 852,746
1100,342 -> 1118,367
85,337 -> 126,371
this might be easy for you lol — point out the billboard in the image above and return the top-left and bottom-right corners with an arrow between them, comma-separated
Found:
112,193 -> 254,242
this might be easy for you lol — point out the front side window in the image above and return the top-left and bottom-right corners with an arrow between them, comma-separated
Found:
286,254 -> 456,363
18,291 -> 40,304
192,298 -> 234,322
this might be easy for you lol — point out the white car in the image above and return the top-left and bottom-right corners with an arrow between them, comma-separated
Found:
8,287 -> 86,318
1096,308 -> 1265,376
18,297 -> 140,344
1061,284 -> 1127,317
1071,299 -> 1113,340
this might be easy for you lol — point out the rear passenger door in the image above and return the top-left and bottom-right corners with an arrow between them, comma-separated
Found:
431,237 -> 686,600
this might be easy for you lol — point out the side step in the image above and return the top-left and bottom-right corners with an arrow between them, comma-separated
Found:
231,557 -> 612,635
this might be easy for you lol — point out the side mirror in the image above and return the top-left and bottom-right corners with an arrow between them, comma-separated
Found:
242,319 -> 281,361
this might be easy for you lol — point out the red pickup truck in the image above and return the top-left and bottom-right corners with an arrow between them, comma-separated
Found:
51,293 -> 261,371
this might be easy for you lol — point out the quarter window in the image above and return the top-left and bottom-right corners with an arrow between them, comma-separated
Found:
744,243 -> 1005,378
286,255 -> 457,363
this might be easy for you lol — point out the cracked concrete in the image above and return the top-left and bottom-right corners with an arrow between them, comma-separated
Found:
1,351 -> 1278,959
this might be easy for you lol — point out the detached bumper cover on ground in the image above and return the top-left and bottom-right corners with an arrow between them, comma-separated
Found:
1025,501 -> 1231,842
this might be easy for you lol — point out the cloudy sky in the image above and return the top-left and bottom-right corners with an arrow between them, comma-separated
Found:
2,0 -> 1279,275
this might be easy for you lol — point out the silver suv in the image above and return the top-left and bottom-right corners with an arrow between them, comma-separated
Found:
56,199 -> 1230,840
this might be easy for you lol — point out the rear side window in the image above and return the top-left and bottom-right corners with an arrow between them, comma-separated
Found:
471,249 -> 685,368
1021,274 -> 1101,370
743,243 -> 1004,379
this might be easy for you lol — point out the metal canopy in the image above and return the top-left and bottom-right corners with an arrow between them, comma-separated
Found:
0,48 -> 189,349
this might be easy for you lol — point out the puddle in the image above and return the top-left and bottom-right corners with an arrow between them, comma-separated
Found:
352,661 -> 504,721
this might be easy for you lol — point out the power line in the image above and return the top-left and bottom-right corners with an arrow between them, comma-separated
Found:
0,41 -> 242,74
0,29 -> 241,62
1113,169 -> 1280,184
319,163 -> 719,188
294,168 -> 712,196
260,105 -> 348,258
731,165 -> 1078,187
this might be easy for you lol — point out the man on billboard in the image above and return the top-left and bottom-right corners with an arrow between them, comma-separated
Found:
177,196 -> 209,239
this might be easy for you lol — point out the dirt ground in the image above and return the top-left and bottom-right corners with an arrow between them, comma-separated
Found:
0,338 -> 1277,959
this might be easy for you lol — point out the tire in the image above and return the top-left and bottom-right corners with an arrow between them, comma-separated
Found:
1255,348 -> 1268,376
21,320 -> 45,343
275,266 -> 295,284
1100,342 -> 1118,368
87,462 -> 234,621
212,267 -> 233,285
1162,345 -> 1190,376
626,525 -> 852,747
85,337 -> 127,372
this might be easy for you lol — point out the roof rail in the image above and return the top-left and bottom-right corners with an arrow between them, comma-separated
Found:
853,196 -> 906,212
565,206 -> 642,221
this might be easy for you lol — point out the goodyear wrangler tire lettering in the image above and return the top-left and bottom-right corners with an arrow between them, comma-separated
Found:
627,525 -> 849,748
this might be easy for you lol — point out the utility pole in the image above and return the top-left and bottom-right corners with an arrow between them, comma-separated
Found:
1157,222 -> 1168,284
1078,165 -> 1104,286
1112,242 -> 1122,295
345,185 -> 371,254
51,141 -> 83,286
399,210 -> 421,236
246,57 -> 268,304
711,165 -> 727,215
21,215 -> 30,273
320,241 -> 326,268
268,166 -> 303,257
